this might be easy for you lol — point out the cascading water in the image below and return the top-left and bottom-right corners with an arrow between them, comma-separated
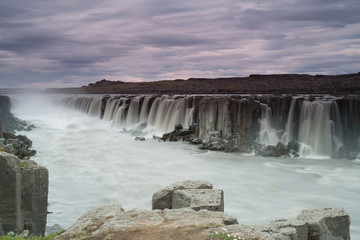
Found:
258,103 -> 281,145
56,94 -> 359,158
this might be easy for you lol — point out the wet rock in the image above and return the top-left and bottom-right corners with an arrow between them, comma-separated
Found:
257,142 -> 299,157
172,189 -> 224,212
161,124 -> 197,142
152,180 -> 213,210
135,136 -> 145,141
287,140 -> 300,152
174,124 -> 183,130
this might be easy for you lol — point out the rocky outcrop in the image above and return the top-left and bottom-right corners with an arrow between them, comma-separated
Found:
152,180 -> 213,210
0,152 -> 48,236
57,205 -> 237,240
206,208 -> 350,240
0,95 -> 33,132
1,131 -> 36,159
57,180 -> 351,240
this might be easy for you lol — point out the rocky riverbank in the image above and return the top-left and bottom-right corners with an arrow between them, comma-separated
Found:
0,95 -> 36,159
56,180 -> 351,240
0,95 -> 47,237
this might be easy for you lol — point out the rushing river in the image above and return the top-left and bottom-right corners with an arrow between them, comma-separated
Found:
10,94 -> 360,238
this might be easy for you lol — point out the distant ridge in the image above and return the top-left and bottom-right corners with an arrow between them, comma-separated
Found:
51,73 -> 360,95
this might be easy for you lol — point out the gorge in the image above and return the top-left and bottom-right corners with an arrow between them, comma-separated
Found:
57,94 -> 360,159
2,90 -> 360,239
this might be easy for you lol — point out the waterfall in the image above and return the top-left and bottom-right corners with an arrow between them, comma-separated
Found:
56,94 -> 360,158
258,103 -> 281,145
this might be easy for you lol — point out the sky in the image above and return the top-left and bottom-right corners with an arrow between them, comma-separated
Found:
0,0 -> 359,88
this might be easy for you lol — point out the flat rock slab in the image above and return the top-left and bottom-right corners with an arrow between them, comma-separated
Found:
58,205 -> 237,240
152,180 -> 213,210
172,189 -> 224,212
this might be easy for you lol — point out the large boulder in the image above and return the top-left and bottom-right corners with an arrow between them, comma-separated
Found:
172,189 -> 224,212
0,152 -> 22,234
152,180 -> 213,210
206,208 -> 350,240
296,208 -> 350,240
58,205 -> 237,240
0,152 -> 48,236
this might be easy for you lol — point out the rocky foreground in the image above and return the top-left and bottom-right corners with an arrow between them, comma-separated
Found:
47,73 -> 360,95
56,180 -> 351,240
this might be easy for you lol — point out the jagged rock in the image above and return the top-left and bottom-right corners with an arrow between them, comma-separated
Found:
172,189 -> 224,212
174,124 -> 183,130
135,136 -> 145,141
152,180 -> 213,210
287,140 -> 300,152
206,208 -> 350,240
5,139 -> 19,149
2,131 -> 16,140
0,152 -> 48,236
58,206 -> 237,240
16,135 -> 32,147
257,142 -> 298,157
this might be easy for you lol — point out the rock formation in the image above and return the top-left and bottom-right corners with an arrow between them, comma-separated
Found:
206,208 -> 351,240
57,181 -> 351,240
0,152 -> 48,236
0,95 -> 33,132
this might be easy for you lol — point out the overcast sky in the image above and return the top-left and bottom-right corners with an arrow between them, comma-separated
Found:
0,0 -> 359,88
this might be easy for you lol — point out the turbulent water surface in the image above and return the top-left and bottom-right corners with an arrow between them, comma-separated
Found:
10,94 -> 360,238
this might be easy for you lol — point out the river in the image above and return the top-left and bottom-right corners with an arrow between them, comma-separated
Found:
10,93 -> 360,238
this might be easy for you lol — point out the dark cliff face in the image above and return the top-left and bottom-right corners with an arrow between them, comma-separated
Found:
57,94 -> 360,159
0,95 -> 31,132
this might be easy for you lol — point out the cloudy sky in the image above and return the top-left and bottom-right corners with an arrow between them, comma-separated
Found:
0,0 -> 359,88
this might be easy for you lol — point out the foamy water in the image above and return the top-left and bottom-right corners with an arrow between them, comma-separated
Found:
10,94 -> 360,238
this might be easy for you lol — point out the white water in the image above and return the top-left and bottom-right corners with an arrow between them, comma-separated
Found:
10,94 -> 360,238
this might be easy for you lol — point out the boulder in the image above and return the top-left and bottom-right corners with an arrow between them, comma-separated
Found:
21,162 -> 49,236
0,152 -> 22,234
134,136 -> 145,141
172,189 -> 224,212
206,208 -> 350,240
296,208 -> 350,240
152,180 -> 213,210
58,206 -> 237,240
0,152 -> 48,236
